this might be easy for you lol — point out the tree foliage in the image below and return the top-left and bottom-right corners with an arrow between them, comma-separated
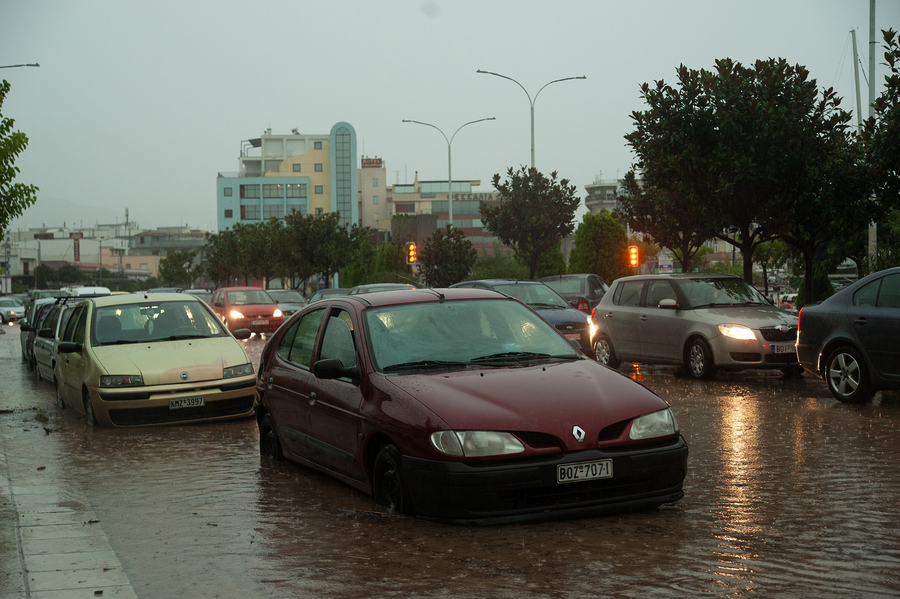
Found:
481,167 -> 579,279
568,210 -> 631,282
469,243 -> 528,281
0,80 -> 38,230
865,29 -> 900,210
158,250 -> 199,287
418,224 -> 477,287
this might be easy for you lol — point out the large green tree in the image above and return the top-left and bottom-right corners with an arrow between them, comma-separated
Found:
158,249 -> 199,287
418,224 -> 477,287
0,80 -> 38,230
865,29 -> 900,211
568,210 -> 631,282
481,167 -> 579,279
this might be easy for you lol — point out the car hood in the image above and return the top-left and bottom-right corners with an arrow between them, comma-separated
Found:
91,338 -> 250,384
382,360 -> 668,451
694,304 -> 797,327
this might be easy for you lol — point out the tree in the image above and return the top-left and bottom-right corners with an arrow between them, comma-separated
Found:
418,224 -> 477,287
753,240 -> 791,295
56,264 -> 85,286
203,228 -> 242,287
469,243 -> 528,280
568,210 -> 631,282
158,250 -> 199,287
0,80 -> 38,231
865,29 -> 900,212
481,167 -> 579,279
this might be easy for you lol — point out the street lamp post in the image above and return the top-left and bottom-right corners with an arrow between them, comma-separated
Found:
476,70 -> 585,168
401,117 -> 495,226
0,64 -> 40,69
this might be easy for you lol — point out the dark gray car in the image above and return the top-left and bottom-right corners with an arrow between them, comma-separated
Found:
797,266 -> 900,403
595,273 -> 800,379
539,274 -> 608,314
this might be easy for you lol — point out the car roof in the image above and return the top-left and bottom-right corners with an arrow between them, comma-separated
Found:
612,273 -> 741,283
219,286 -> 267,291
86,292 -> 201,307
452,279 -> 544,287
331,287 -> 506,307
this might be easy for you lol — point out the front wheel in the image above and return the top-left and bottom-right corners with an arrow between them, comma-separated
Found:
686,338 -> 717,380
372,445 -> 414,515
258,414 -> 283,460
83,389 -> 98,426
826,346 -> 874,403
593,335 -> 621,369
55,378 -> 66,409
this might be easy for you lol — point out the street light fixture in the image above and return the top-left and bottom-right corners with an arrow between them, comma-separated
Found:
401,117 -> 496,226
476,69 -> 586,168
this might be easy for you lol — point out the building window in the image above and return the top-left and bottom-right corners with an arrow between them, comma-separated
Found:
224,209 -> 233,218
224,187 -> 233,197
315,207 -> 324,215
372,178 -> 378,187
315,185 -> 323,194
263,184 -> 283,198
314,141 -> 322,150
263,205 -> 284,219
373,195 -> 379,205
293,164 -> 301,172
240,184 -> 260,199
315,163 -> 323,172
286,183 -> 307,198
241,205 -> 261,220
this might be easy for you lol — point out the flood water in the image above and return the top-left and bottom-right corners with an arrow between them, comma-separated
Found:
3,327 -> 900,598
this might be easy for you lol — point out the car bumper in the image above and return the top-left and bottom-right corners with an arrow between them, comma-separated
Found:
402,436 -> 688,525
227,319 -> 283,334
88,376 -> 258,426
708,335 -> 799,370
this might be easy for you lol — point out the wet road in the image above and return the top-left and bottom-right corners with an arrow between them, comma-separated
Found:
2,325 -> 900,598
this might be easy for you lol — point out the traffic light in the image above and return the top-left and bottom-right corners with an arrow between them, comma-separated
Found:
405,241 -> 417,264
628,245 -> 639,267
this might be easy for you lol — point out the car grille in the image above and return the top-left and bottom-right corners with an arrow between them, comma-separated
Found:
764,353 -> 797,364
759,326 -> 797,342
730,352 -> 762,362
108,395 -> 255,426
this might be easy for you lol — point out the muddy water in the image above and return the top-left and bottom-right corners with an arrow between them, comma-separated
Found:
4,329 -> 900,598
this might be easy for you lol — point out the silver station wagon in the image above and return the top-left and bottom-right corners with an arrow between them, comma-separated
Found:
593,273 -> 800,379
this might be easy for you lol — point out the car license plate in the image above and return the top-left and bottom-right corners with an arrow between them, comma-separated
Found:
557,459 -> 613,484
771,343 -> 795,354
251,319 -> 269,325
169,396 -> 205,410
564,333 -> 581,341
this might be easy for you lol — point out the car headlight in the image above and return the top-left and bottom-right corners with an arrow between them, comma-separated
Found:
718,324 -> 756,340
630,408 -> 678,440
229,310 -> 245,319
273,309 -> 283,318
100,375 -> 144,387
430,430 -> 525,457
223,363 -> 254,379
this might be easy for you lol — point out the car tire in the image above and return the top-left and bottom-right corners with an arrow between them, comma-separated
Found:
686,338 -> 717,380
825,346 -> 874,403
594,335 -> 621,369
258,413 -> 283,460
373,444 -> 414,516
83,389 -> 98,426
55,378 -> 66,409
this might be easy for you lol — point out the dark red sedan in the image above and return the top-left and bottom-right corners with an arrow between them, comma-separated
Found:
256,287 -> 687,524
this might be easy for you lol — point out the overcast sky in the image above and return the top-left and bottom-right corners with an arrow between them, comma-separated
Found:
3,0 -> 899,234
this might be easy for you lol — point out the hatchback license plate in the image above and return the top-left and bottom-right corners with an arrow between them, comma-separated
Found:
170,396 -> 205,410
771,343 -> 795,354
251,319 -> 268,325
564,333 -> 581,341
557,459 -> 613,484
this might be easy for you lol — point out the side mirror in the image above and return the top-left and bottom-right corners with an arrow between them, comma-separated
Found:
20,323 -> 34,332
658,299 -> 679,310
58,342 -> 83,354
232,328 -> 252,340
312,358 -> 360,385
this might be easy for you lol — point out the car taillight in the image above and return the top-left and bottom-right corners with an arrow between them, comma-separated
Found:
577,298 -> 590,313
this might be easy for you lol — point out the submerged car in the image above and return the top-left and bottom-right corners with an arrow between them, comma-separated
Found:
797,266 -> 900,403
33,298 -> 80,385
594,273 -> 800,379
257,287 -> 687,525
449,279 -> 595,359
55,293 -> 257,426
210,286 -> 284,334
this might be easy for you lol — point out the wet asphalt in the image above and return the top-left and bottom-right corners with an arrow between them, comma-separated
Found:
2,324 -> 900,598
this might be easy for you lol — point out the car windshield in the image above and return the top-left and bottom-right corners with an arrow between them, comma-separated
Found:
542,278 -> 585,296
269,290 -> 305,303
92,300 -> 227,345
227,290 -> 275,305
678,277 -> 770,308
365,299 -> 580,373
495,283 -> 570,309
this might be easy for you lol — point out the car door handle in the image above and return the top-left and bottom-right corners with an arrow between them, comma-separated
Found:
309,392 -> 317,406
605,313 -> 614,319
266,377 -> 274,389
854,317 -> 868,326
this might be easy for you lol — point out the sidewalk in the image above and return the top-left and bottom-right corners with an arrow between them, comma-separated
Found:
0,326 -> 138,599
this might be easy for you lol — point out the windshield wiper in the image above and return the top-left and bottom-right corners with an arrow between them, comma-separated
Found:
100,339 -> 141,346
382,360 -> 471,373
471,351 -> 553,363
159,334 -> 209,341
529,302 -> 566,309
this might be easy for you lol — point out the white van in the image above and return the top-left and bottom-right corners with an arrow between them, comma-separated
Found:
61,286 -> 112,297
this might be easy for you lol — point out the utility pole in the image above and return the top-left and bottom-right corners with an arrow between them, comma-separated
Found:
868,0 -> 877,266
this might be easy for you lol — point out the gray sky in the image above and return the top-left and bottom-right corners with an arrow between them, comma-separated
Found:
3,0 -> 899,233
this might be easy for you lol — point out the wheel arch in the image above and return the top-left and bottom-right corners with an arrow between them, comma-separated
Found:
817,338 -> 866,379
365,432 -> 400,489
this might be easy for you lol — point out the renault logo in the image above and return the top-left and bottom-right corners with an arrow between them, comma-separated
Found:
572,426 -> 586,443
180,372 -> 189,381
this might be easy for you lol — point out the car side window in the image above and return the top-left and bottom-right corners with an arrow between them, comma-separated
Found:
877,274 -> 900,309
277,321 -> 299,361
61,306 -> 86,343
645,281 -> 677,307
319,310 -> 357,369
853,280 -> 880,307
615,281 -> 643,307
287,308 -> 325,368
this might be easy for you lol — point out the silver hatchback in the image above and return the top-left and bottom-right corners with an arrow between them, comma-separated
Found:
594,274 -> 800,379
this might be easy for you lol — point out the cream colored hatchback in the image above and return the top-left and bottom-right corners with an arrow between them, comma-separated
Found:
55,292 -> 257,426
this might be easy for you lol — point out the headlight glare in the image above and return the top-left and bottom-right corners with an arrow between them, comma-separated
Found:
223,363 -> 254,379
100,374 -> 144,387
718,324 -> 756,340
229,310 -> 245,319
630,408 -> 678,440
273,309 -> 283,318
430,430 -> 525,457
